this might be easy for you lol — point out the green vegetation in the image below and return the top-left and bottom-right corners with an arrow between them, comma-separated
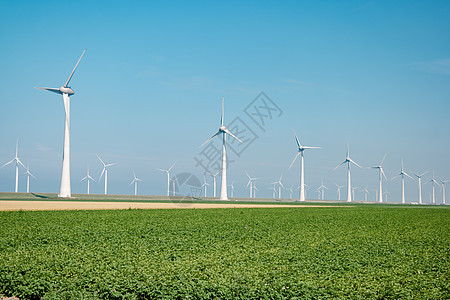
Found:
0,206 -> 448,299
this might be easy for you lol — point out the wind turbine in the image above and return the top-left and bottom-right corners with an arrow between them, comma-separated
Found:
318,180 -> 328,200
413,171 -> 429,204
157,163 -> 175,196
245,171 -> 258,198
333,145 -> 362,202
428,172 -> 440,204
288,129 -> 320,202
352,186 -> 358,201
1,139 -> 26,193
269,185 -> 277,199
23,164 -> 36,193
80,167 -> 95,194
288,185 -> 294,199
200,97 -> 244,200
439,179 -> 449,205
228,182 -> 235,198
383,190 -> 390,202
97,154 -> 117,195
371,153 -> 387,203
362,186 -> 369,202
272,174 -> 284,199
335,183 -> 344,201
391,160 -> 413,204
253,184 -> 258,198
207,171 -> 220,198
35,49 -> 86,198
201,177 -> 211,197
129,170 -> 142,196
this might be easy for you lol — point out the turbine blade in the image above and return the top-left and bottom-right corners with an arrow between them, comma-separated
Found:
381,168 -> 387,180
168,162 -> 176,172
1,159 -> 15,168
380,153 -> 387,165
292,128 -> 301,149
405,172 -> 414,180
99,167 -> 105,181
223,127 -> 244,143
288,152 -> 300,170
64,49 -> 86,87
80,176 -> 88,182
199,130 -> 221,148
106,163 -> 117,167
96,154 -> 105,166
17,159 -> 26,170
303,146 -> 321,149
349,158 -> 362,168
34,87 -> 62,94
332,161 -> 346,171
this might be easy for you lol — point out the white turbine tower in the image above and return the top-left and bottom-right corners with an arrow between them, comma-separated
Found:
35,49 -> 86,198
97,154 -> 117,195
272,175 -> 284,199
288,129 -> 320,202
23,165 -> 36,193
129,170 -> 142,196
384,190 -> 390,202
413,171 -> 429,204
362,186 -> 369,202
269,185 -> 277,199
1,139 -> 26,193
439,179 -> 449,205
428,173 -> 440,204
391,160 -> 413,204
80,167 -> 95,194
333,145 -> 362,202
335,184 -> 344,201
200,97 -> 243,200
228,182 -> 235,198
245,171 -> 258,198
371,153 -> 387,203
157,163 -> 175,196
352,186 -> 358,201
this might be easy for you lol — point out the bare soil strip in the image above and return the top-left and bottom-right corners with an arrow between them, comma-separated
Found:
0,201 -> 345,211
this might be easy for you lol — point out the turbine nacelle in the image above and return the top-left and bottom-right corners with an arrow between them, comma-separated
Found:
60,86 -> 75,95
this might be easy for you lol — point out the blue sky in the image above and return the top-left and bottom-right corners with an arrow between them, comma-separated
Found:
1,1 -> 449,202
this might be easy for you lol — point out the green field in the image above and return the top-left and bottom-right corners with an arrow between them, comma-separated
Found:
0,205 -> 448,299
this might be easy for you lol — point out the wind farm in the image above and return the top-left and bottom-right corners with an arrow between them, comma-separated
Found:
0,1 -> 449,299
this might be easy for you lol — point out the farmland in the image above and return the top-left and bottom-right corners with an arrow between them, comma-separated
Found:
0,205 -> 449,299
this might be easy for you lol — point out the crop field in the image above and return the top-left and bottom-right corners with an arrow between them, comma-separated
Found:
0,205 -> 448,299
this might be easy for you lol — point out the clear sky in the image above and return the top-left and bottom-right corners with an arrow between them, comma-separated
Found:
1,1 -> 449,202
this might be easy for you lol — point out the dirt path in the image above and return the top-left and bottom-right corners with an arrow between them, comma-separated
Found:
0,201 -> 342,211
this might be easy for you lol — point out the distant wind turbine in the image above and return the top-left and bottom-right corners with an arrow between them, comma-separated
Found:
362,186 -> 369,201
129,170 -> 142,196
1,139 -> 26,193
352,186 -> 358,201
333,145 -> 362,202
288,129 -> 320,202
413,171 -> 429,204
200,97 -> 244,200
228,182 -> 235,198
428,172 -> 440,204
371,153 -> 387,203
272,174 -> 284,199
318,180 -> 328,200
80,167 -> 95,194
207,171 -> 220,198
383,190 -> 390,202
335,183 -> 344,201
157,163 -> 175,196
35,49 -> 86,198
201,177 -> 211,197
391,160 -> 413,204
245,171 -> 258,198
269,185 -> 277,199
439,179 -> 449,205
97,154 -> 117,195
23,164 -> 36,193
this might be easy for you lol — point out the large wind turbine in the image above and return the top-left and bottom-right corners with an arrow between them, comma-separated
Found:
391,160 -> 413,204
80,167 -> 95,194
129,170 -> 142,196
333,145 -> 362,202
1,139 -> 26,193
200,98 -> 243,200
371,153 -> 387,203
23,164 -> 36,193
35,49 -> 86,198
413,171 -> 429,204
97,154 -> 117,195
288,129 -> 320,202
157,163 -> 175,196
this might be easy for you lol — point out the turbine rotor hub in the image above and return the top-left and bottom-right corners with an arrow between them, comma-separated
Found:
60,86 -> 75,95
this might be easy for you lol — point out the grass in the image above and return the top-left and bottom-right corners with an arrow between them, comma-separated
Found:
0,205 -> 448,299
